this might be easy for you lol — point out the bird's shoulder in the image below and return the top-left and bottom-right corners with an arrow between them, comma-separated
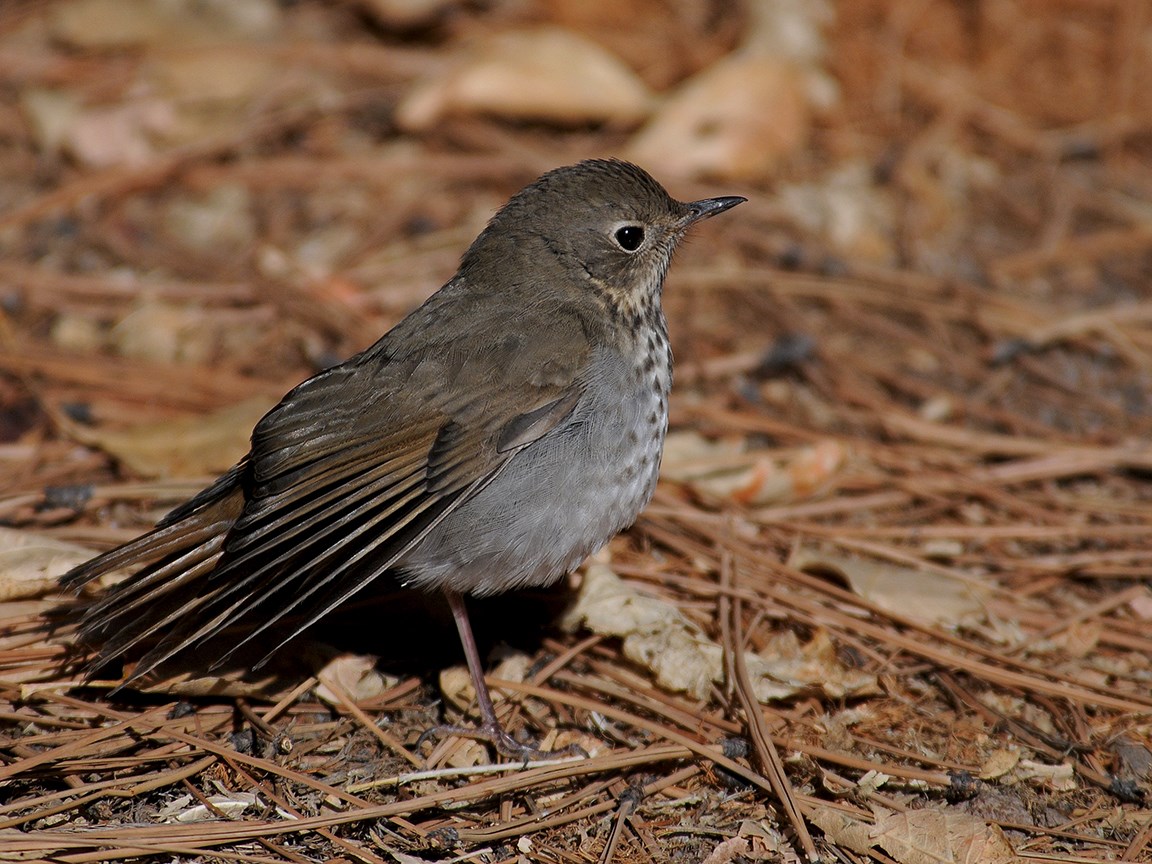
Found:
245,275 -> 603,491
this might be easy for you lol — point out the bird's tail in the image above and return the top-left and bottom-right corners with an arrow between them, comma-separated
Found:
61,464 -> 247,684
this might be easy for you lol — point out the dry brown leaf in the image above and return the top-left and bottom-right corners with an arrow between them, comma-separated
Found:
315,653 -> 397,705
659,430 -> 744,480
756,628 -> 879,700
20,90 -> 81,158
791,544 -> 991,629
978,748 -> 1021,780
808,805 -> 875,854
811,806 -> 1018,863
438,651 -> 529,712
0,528 -> 98,601
626,0 -> 837,181
662,432 -> 844,505
445,737 -> 489,768
111,299 -> 222,364
148,49 -> 288,146
50,0 -> 174,48
21,89 -> 175,168
871,808 -> 1018,864
564,554 -> 877,701
438,664 -> 474,713
397,27 -> 653,130
50,0 -> 280,48
1002,759 -> 1077,792
160,792 -> 257,823
700,838 -> 754,864
50,313 -> 104,353
387,849 -> 435,864
65,99 -> 176,168
738,819 -> 789,858
629,54 -> 810,181
120,642 -> 362,700
1112,737 -> 1152,786
61,396 -> 273,479
154,50 -> 278,106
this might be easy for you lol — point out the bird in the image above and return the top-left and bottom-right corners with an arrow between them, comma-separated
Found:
61,159 -> 745,758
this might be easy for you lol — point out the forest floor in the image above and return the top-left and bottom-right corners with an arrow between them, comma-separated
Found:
1,1 -> 1151,861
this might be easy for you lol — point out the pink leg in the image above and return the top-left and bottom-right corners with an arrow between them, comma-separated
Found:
417,590 -> 584,761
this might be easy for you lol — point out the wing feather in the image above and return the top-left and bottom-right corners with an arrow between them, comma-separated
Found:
64,284 -> 600,682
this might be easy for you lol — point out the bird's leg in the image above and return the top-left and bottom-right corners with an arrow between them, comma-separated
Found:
448,588 -> 509,738
416,590 -> 583,761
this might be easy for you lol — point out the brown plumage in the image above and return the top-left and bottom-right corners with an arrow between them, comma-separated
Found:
63,159 -> 744,757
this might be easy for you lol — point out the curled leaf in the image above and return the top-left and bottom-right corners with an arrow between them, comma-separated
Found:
398,28 -> 652,130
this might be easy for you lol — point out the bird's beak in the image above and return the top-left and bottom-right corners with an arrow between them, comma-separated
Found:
682,195 -> 747,226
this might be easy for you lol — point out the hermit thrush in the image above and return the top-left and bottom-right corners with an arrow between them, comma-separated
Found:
63,159 -> 744,758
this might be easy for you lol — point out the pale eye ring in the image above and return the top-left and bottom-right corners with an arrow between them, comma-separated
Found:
613,224 -> 645,252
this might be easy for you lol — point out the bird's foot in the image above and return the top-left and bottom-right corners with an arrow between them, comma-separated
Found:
416,721 -> 586,762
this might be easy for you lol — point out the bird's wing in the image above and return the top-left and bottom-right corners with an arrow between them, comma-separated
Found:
85,285 -> 596,678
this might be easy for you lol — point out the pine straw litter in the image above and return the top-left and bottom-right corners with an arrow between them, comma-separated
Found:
2,1 -> 1152,861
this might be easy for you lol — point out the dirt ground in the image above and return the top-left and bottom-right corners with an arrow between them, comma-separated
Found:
2,1 -> 1152,861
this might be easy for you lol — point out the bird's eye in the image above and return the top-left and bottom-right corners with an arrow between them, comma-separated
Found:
613,225 -> 645,252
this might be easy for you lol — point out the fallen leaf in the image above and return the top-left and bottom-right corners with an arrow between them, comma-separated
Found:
738,819 -> 788,858
110,299 -> 217,365
661,432 -> 844,505
65,98 -> 176,168
808,805 -> 875,854
0,528 -> 100,601
659,430 -> 744,481
124,641 -> 366,700
50,0 -> 280,48
1112,736 -> 1152,785
164,792 -> 257,823
50,313 -> 105,353
60,396 -> 273,479
810,806 -> 1018,863
978,748 -> 1021,780
20,89 -> 81,157
20,88 -> 176,168
791,544 -> 991,629
629,54 -> 810,181
438,651 -> 529,712
387,849 -> 433,864
154,49 -> 278,105
50,0 -> 172,48
1002,759 -> 1077,792
397,27 -> 652,130
871,808 -> 1017,864
438,664 -> 474,712
445,737 -> 488,768
701,838 -> 753,864
564,553 -> 876,701
316,653 -> 396,705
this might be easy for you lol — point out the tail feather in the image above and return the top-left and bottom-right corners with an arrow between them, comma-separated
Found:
79,541 -> 226,660
61,469 -> 246,682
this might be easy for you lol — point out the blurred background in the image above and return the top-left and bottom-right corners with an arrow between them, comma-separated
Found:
2,0 -> 1149,469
